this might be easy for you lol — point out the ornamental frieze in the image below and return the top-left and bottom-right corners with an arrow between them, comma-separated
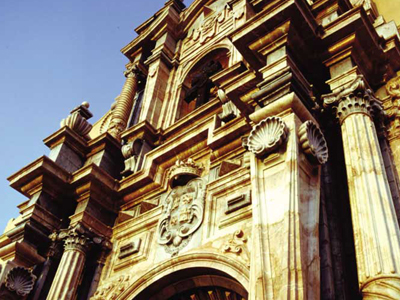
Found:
157,177 -> 206,256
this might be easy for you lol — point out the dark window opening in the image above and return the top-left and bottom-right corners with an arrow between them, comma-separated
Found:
178,49 -> 229,120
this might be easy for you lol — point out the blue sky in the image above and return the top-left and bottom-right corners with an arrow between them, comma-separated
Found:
0,0 -> 194,232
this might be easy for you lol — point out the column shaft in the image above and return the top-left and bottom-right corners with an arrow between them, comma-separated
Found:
323,76 -> 400,299
46,232 -> 89,300
341,113 -> 400,298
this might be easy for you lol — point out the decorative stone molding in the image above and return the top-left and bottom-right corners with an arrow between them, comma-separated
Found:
217,89 -> 239,122
57,224 -> 110,254
225,192 -> 251,214
323,75 -> 384,124
168,158 -> 204,187
60,101 -> 93,139
385,76 -> 400,134
62,230 -> 92,253
157,178 -> 206,256
387,76 -> 400,100
243,116 -> 289,157
100,99 -> 117,134
186,4 -> 232,45
298,120 -> 328,165
123,63 -> 140,79
5,267 -> 36,297
121,139 -> 152,177
118,238 -> 141,259
92,275 -> 131,300
223,229 -> 248,254
223,230 -> 249,267
361,275 -> 400,299
350,0 -> 373,11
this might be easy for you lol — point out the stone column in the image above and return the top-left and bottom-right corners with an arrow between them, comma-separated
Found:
46,229 -> 90,300
109,64 -> 140,139
323,75 -> 400,299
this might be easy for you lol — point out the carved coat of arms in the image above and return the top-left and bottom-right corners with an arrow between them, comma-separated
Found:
157,178 -> 206,256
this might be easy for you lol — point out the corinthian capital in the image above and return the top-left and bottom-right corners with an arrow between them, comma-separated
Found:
322,75 -> 383,124
61,229 -> 91,253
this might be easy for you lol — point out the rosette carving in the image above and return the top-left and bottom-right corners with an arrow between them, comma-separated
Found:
298,120 -> 328,165
245,116 -> 288,157
5,267 -> 36,297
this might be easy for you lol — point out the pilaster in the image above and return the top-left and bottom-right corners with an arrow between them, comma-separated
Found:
244,93 -> 325,299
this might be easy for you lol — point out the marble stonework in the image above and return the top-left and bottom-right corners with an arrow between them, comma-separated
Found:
1,0 -> 400,299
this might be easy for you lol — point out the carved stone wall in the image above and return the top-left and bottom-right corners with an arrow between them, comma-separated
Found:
2,0 -> 400,300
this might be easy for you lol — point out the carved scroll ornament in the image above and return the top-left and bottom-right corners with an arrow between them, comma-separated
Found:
244,116 -> 288,157
298,120 -> 328,165
157,177 -> 206,256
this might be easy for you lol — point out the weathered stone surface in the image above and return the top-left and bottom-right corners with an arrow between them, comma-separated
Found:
2,0 -> 400,299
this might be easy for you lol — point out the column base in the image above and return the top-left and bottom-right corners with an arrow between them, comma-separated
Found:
362,275 -> 400,299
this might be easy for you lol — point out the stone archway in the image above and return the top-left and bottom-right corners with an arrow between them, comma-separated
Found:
133,269 -> 247,300
116,252 -> 249,300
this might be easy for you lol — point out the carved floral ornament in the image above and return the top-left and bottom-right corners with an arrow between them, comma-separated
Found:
298,120 -> 329,165
93,274 -> 131,300
157,176 -> 206,256
243,116 -> 289,157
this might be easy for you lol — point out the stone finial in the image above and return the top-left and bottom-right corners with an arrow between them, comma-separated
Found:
298,120 -> 328,165
243,116 -> 289,158
60,101 -> 93,139
322,75 -> 384,124
5,267 -> 36,297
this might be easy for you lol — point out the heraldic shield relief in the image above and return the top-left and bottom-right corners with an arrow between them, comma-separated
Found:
157,178 -> 206,256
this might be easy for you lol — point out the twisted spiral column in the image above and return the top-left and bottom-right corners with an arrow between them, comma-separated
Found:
109,64 -> 140,139
323,75 -> 400,299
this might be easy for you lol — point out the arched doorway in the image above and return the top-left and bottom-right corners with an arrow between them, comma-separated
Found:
133,267 -> 248,300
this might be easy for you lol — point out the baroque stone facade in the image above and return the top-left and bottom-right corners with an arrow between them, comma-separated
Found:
1,0 -> 400,299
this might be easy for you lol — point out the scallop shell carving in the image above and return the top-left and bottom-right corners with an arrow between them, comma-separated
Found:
5,267 -> 36,297
298,120 -> 328,165
247,116 -> 288,157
